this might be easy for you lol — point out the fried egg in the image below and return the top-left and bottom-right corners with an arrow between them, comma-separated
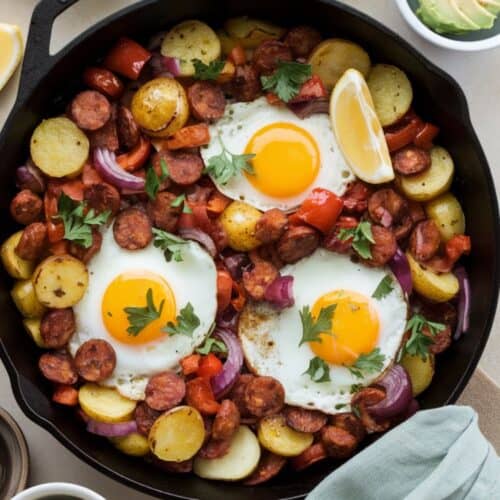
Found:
70,227 -> 217,400
200,97 -> 354,212
239,249 -> 408,414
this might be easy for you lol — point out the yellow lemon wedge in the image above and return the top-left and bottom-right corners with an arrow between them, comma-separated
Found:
330,68 -> 394,184
0,23 -> 24,92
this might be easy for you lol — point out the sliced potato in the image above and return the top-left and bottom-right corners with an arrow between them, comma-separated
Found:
406,252 -> 459,302
224,17 -> 285,49
425,192 -> 465,242
111,432 -> 150,457
149,406 -> 205,462
32,255 -> 88,308
11,279 -> 46,318
219,201 -> 262,251
79,384 -> 137,423
308,38 -> 371,91
397,146 -> 454,202
30,117 -> 89,178
257,414 -> 313,457
161,20 -> 221,76
23,318 -> 47,348
194,426 -> 260,481
367,64 -> 413,127
1,231 -> 35,279
401,353 -> 435,396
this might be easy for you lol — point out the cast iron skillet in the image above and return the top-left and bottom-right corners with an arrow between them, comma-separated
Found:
0,0 -> 498,498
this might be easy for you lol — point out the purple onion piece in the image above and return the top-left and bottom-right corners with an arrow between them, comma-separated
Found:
16,162 -> 46,193
453,266 -> 470,340
288,98 -> 329,119
163,56 -> 181,77
264,275 -> 295,309
93,147 -> 145,191
217,305 -> 240,332
223,253 -> 252,280
87,419 -> 137,437
403,398 -> 420,420
389,248 -> 413,297
178,228 -> 217,257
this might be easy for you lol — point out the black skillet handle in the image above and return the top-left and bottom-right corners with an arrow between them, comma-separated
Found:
17,0 -> 80,103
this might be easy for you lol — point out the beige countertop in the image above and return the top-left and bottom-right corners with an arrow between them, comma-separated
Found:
0,1 -> 498,498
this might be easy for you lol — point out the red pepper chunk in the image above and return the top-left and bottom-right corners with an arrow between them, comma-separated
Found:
295,188 -> 343,233
104,37 -> 152,80
291,75 -> 328,103
414,123 -> 440,150
197,353 -> 224,379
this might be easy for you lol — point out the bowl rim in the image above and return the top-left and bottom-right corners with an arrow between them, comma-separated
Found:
396,0 -> 500,51
12,482 -> 106,500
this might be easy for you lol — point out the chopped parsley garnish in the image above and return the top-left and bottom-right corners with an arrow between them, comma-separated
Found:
196,337 -> 227,355
56,193 -> 110,248
162,303 -> 200,337
152,228 -> 188,262
260,61 -> 312,102
192,58 -> 225,80
304,357 -> 331,383
338,221 -> 375,259
335,403 -> 347,410
403,313 -> 446,360
124,288 -> 164,337
145,159 -> 169,201
347,348 -> 385,379
299,304 -> 336,346
350,383 -> 363,394
170,193 -> 192,214
372,275 -> 394,300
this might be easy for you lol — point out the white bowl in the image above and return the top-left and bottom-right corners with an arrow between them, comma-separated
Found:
12,482 -> 105,500
396,0 -> 500,51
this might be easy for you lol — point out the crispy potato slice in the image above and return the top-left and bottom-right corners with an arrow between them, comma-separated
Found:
23,318 -> 47,348
425,192 -> 465,242
79,384 -> 137,423
224,17 -> 285,49
219,201 -> 262,251
1,231 -> 35,279
11,279 -> 46,318
111,432 -> 150,456
401,353 -> 435,396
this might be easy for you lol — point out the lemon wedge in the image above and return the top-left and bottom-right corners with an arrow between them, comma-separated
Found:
0,23 -> 24,92
330,68 -> 394,184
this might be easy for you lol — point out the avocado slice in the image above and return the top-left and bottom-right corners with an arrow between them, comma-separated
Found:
453,0 -> 496,28
478,0 -> 500,15
417,0 -> 480,33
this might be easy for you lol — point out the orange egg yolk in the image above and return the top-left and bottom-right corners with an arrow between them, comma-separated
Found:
309,290 -> 379,366
244,122 -> 320,197
102,271 -> 176,345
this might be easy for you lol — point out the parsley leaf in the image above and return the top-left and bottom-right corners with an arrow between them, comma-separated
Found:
350,383 -> 363,394
261,61 -> 312,102
303,357 -> 331,382
152,228 -> 188,262
162,302 -> 200,337
170,193 -> 192,214
56,193 -> 110,248
299,304 -> 336,346
347,348 -> 385,379
372,275 -> 394,300
124,288 -> 164,336
403,313 -> 446,360
338,221 -> 375,259
145,159 -> 169,201
192,58 -> 225,80
196,337 -> 227,355
204,137 -> 255,185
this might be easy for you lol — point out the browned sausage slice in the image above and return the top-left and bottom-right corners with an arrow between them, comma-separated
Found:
146,191 -> 181,232
277,225 -> 320,264
197,438 -> 232,459
424,324 -> 452,354
320,426 -> 357,459
284,26 -> 322,58
362,225 -> 397,267
39,351 -> 78,385
290,443 -> 327,471
392,146 -> 431,175
227,64 -> 261,102
409,220 -> 441,262
70,90 -> 112,131
74,339 -> 116,382
40,308 -> 76,348
228,373 -> 255,417
69,229 -> 102,263
244,451 -> 287,485
145,371 -> 186,411
253,40 -> 292,75
242,261 -> 279,301
351,386 -> 391,433
187,82 -> 226,122
84,183 -> 120,215
10,189 -> 43,225
161,150 -> 204,186
368,189 -> 407,228
212,399 -> 240,441
342,181 -> 373,214
330,412 -> 365,443
134,402 -> 161,436
88,113 -> 119,152
244,376 -> 285,417
113,208 -> 153,250
15,222 -> 47,261
284,406 -> 328,433
116,105 -> 140,150
255,208 -> 288,244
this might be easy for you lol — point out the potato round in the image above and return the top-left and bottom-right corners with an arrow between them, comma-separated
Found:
79,383 -> 137,423
30,117 -> 89,178
23,318 -> 46,348
193,426 -> 261,481
406,252 -> 459,302
257,414 -> 314,457
225,17 -> 285,49
149,406 -> 205,462
11,279 -> 46,318
220,201 -> 262,251
397,146 -> 454,202
111,432 -> 150,457
308,38 -> 371,91
367,64 -> 413,126
401,353 -> 435,396
425,192 -> 465,242
131,77 -> 189,138
161,20 -> 221,76
32,255 -> 88,309
1,231 -> 35,279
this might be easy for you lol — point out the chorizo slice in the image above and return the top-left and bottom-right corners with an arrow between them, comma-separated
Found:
40,308 -> 76,348
342,181 -> 373,214
290,443 -> 327,471
83,67 -> 124,100
113,208 -> 153,250
10,189 -> 43,225
320,426 -> 357,459
70,90 -> 111,131
244,376 -> 285,417
322,216 -> 358,254
15,222 -> 48,261
253,40 -> 292,75
351,387 -> 391,433
368,188 -> 407,228
392,146 -> 431,175
161,150 -> 204,186
425,324 -> 452,354
362,225 -> 397,267
116,104 -> 140,150
74,339 -> 116,382
197,438 -> 231,459
255,208 -> 288,244
84,183 -> 120,216
227,64 -> 261,102
146,191 -> 181,232
39,351 -> 78,385
88,113 -> 119,152
228,373 -> 255,417
409,220 -> 441,262
145,371 -> 186,411
330,412 -> 365,443
244,451 -> 287,485
284,406 -> 328,433
277,225 -> 319,264
242,261 -> 279,301
212,399 -> 240,441
69,229 -> 102,263
284,26 -> 322,58
135,402 -> 161,436
187,81 -> 226,122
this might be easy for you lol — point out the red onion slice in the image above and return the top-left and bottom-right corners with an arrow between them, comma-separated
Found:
288,98 -> 329,119
163,56 -> 181,77
93,147 -> 145,191
453,266 -> 470,340
16,162 -> 46,193
368,365 -> 413,420
211,328 -> 244,398
178,228 -> 217,257
217,306 -> 240,332
223,253 -> 252,280
264,275 -> 295,309
87,418 -> 137,437
389,248 -> 412,297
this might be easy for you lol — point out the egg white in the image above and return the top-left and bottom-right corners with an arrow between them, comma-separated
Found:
238,249 -> 408,414
200,97 -> 354,212
70,227 -> 217,400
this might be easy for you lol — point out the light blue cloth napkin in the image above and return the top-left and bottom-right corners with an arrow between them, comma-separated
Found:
306,406 -> 500,500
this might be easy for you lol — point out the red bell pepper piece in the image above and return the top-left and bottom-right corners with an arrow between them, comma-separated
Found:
228,44 -> 246,66
295,188 -> 343,233
290,75 -> 328,103
384,111 -> 423,153
197,353 -> 224,379
217,269 -> 233,313
104,37 -> 152,80
414,123 -> 440,150
116,136 -> 151,172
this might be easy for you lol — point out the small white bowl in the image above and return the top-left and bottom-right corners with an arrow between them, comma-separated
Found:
396,0 -> 500,51
12,482 -> 105,500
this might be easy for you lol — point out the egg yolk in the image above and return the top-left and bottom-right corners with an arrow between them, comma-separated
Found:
244,122 -> 320,198
309,290 -> 379,366
102,271 -> 176,345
